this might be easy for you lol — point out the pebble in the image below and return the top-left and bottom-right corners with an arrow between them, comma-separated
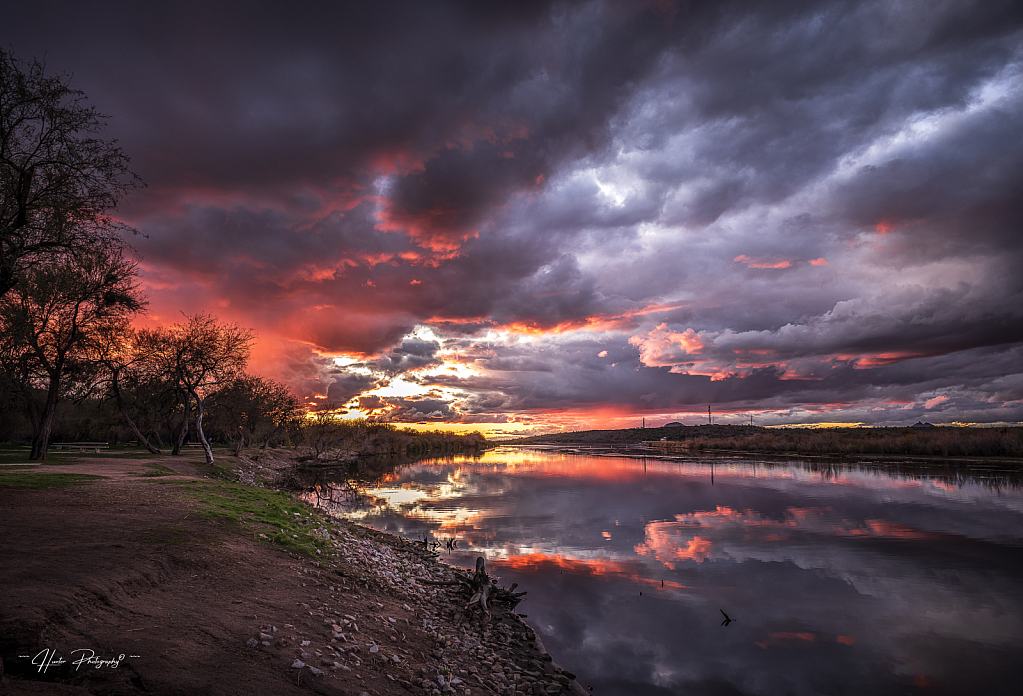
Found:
291,659 -> 305,669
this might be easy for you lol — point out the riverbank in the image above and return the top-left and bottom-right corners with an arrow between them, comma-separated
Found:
0,449 -> 583,696
513,424 -> 1023,460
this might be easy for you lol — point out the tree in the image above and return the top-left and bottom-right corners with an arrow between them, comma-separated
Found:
1,48 -> 141,297
91,324 -> 167,455
206,375 -> 303,456
0,242 -> 146,459
142,314 -> 255,464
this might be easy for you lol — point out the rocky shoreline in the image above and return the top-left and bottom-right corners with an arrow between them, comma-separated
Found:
242,507 -> 586,696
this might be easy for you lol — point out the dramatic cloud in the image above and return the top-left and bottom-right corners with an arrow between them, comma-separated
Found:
8,0 -> 1022,431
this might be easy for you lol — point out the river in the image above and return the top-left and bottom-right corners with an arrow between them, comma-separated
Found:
308,446 -> 1023,696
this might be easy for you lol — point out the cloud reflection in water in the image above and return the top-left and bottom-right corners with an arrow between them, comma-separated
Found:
324,448 -> 1023,695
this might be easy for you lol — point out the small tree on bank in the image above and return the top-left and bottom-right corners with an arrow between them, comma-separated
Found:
141,314 -> 255,464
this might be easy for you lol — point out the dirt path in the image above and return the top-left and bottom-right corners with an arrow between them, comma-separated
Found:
0,454 -> 444,696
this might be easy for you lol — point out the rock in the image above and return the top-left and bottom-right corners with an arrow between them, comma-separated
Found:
309,666 -> 325,676
259,632 -> 272,641
245,638 -> 258,647
301,652 -> 314,660
291,659 -> 305,669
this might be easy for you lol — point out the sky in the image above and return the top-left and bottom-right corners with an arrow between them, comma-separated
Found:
7,0 -> 1023,435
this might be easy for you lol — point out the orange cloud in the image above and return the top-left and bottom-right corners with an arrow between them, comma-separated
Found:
499,553 -> 686,591
629,323 -> 707,368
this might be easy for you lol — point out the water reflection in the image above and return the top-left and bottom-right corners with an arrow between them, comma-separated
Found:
306,448 -> 1023,696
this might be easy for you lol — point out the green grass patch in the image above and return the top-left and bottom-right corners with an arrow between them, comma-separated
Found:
132,464 -> 176,477
176,479 -> 328,557
101,450 -> 161,459
0,472 -> 105,488
0,450 -> 34,464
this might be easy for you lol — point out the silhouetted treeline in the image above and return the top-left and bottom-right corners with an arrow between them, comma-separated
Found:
515,424 -> 1023,458
513,424 -> 759,445
299,414 -> 488,462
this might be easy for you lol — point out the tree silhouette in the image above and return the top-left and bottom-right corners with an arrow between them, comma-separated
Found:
140,315 -> 255,464
0,243 -> 146,459
1,48 -> 141,297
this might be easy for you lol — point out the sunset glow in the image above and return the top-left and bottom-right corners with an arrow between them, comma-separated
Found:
9,0 -> 1020,433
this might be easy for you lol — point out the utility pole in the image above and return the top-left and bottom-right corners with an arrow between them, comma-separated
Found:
642,417 -> 645,428
708,405 -> 712,425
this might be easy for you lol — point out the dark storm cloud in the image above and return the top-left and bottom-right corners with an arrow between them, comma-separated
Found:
366,338 -> 442,375
6,0 -> 1022,424
326,370 -> 383,404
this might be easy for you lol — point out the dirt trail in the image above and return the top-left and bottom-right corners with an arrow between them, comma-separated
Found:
0,453 -> 440,696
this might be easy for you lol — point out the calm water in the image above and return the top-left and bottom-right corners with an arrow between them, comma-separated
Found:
309,447 -> 1023,696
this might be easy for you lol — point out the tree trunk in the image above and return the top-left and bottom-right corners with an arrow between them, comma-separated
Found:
235,426 -> 245,457
194,393 -> 214,464
29,377 -> 61,461
171,399 -> 189,455
110,370 -> 162,455
119,403 -> 163,455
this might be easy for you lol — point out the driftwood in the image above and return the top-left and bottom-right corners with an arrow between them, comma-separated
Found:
419,556 -> 527,623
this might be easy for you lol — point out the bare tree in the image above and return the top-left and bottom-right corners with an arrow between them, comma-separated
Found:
206,375 -> 303,456
0,243 -> 146,459
92,325 -> 166,454
1,48 -> 141,297
142,315 -> 255,464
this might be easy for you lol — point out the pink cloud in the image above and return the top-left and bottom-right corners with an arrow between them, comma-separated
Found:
734,254 -> 793,269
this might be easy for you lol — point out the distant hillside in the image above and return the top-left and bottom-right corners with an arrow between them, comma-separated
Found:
510,424 -> 760,444
509,425 -> 1023,459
